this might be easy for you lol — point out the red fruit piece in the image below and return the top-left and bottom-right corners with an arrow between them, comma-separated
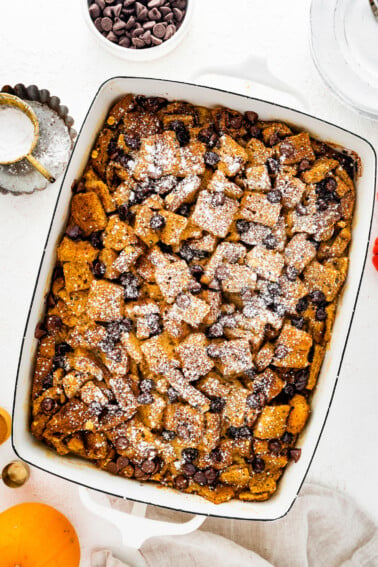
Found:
373,255 -> 378,272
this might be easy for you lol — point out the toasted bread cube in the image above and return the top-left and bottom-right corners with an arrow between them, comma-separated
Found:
253,368 -> 285,401
141,333 -> 179,375
68,323 -> 107,350
192,190 -> 239,238
165,174 -> 201,212
248,473 -> 277,495
99,345 -> 129,375
202,242 -> 246,284
189,233 -> 217,255
178,142 -> 206,176
198,413 -> 220,453
275,174 -> 306,208
207,170 -> 243,199
220,465 -> 250,487
176,333 -> 214,381
279,276 -> 309,314
121,331 -> 143,364
99,248 -> 120,279
273,324 -> 312,368
220,264 -> 257,293
175,293 -> 210,328
80,380 -> 108,406
112,177 -> 135,208
239,222 -> 271,247
301,157 -> 339,184
240,192 -> 281,227
164,403 -> 204,445
197,371 -> 230,398
62,371 -> 87,399
277,132 -> 315,165
307,344 -> 326,390
139,393 -> 165,429
162,304 -> 190,341
216,339 -> 253,377
247,246 -> 284,282
103,215 -> 138,251
84,168 -> 116,213
245,165 -> 271,191
304,260 -> 345,302
340,191 -> 355,220
63,262 -> 94,293
134,131 -> 180,180
160,210 -> 188,246
201,290 -> 221,326
155,259 -> 191,303
195,485 -> 235,504
217,134 -> 248,176
166,366 -> 210,412
246,138 -> 274,166
254,405 -> 291,439
87,279 -> 124,322
255,343 -> 275,371
223,386 -> 250,426
134,205 -> 160,246
109,376 -> 138,419
112,244 -> 144,273
285,233 -> 317,273
287,394 -> 310,434
57,237 -> 99,264
71,192 -> 107,236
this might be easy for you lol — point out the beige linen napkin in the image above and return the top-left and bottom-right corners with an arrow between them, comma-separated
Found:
92,483 -> 378,567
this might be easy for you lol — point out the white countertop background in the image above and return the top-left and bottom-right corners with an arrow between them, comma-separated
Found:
0,0 -> 377,564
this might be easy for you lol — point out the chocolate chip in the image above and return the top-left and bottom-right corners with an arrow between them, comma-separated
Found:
193,471 -> 207,486
251,456 -> 265,473
66,224 -> 83,240
41,397 -> 57,415
244,111 -> 258,124
295,298 -> 308,315
167,387 -> 179,403
183,462 -> 197,476
291,316 -> 305,329
262,234 -> 277,250
190,264 -> 204,278
268,131 -> 281,146
137,392 -> 154,405
89,231 -> 104,249
236,219 -> 250,233
152,22 -> 166,37
141,459 -> 158,474
89,4 -> 101,19
289,448 -> 302,462
282,431 -> 294,445
206,324 -> 224,340
117,204 -> 130,221
34,322 -> 47,339
266,157 -> 280,174
145,313 -> 163,336
55,342 -> 72,356
115,436 -> 129,451
317,199 -> 328,211
298,159 -> 311,172
188,280 -> 202,294
45,315 -> 62,334
267,282 -> 282,296
169,120 -> 190,146
116,456 -> 130,471
101,16 -> 113,31
286,265 -> 298,281
176,293 -> 191,309
204,467 -> 219,485
296,203 -> 307,216
280,140 -> 295,157
249,125 -> 261,138
275,344 -> 288,359
295,368 -> 310,392
140,378 -> 155,393
92,260 -> 106,278
162,430 -> 176,441
204,151 -> 220,167
215,264 -> 230,281
42,374 -> 53,390
134,466 -> 150,480
211,192 -> 225,207
210,397 -> 226,413
310,290 -> 326,305
179,243 -> 194,263
210,447 -> 223,463
174,475 -> 189,490
244,367 -> 256,380
150,213 -> 166,230
247,392 -> 265,409
316,307 -> 327,321
198,127 -> 218,148
182,447 -> 199,463
267,190 -> 281,204
268,439 -> 282,454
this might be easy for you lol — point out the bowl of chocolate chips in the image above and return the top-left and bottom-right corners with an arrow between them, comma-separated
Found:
83,0 -> 192,61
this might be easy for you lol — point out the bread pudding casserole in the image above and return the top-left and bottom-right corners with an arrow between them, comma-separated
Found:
30,94 -> 356,504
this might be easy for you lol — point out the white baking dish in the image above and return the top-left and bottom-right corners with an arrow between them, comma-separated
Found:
12,77 -> 377,522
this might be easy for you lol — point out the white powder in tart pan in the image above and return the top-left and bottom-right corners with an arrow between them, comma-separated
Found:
0,105 -> 35,163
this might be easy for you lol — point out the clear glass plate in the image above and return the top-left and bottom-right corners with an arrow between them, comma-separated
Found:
311,0 -> 378,119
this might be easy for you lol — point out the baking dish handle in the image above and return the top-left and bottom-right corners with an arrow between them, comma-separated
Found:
79,487 -> 206,549
191,54 -> 309,111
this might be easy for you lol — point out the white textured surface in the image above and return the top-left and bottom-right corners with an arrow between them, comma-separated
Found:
0,0 -> 377,564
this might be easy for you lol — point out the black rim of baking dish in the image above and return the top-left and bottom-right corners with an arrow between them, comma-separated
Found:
12,76 -> 378,522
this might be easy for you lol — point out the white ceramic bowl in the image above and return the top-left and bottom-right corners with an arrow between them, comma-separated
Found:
13,77 -> 377,522
81,0 -> 194,62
